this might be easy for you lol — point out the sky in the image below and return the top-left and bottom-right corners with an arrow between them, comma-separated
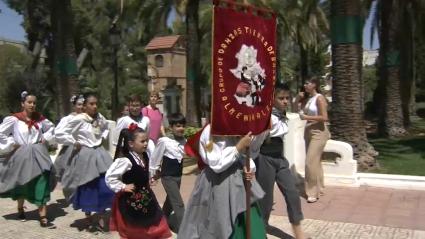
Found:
0,1 -> 26,42
0,1 -> 379,49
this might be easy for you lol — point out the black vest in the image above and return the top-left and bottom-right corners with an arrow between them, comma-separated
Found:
121,152 -> 149,186
118,153 -> 162,226
161,155 -> 183,177
260,137 -> 284,158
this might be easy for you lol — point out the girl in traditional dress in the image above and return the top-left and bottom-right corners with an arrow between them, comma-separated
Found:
178,126 -> 267,239
106,125 -> 172,239
55,92 -> 114,231
0,91 -> 56,228
54,94 -> 84,181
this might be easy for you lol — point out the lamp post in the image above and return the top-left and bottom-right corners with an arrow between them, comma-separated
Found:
109,21 -> 121,120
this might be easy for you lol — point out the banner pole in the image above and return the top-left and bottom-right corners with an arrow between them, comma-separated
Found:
245,147 -> 251,239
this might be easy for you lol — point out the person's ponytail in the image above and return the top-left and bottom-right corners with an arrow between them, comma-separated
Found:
114,129 -> 130,159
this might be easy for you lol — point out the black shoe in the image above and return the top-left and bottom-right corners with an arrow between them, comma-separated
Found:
39,216 -> 56,229
17,208 -> 26,222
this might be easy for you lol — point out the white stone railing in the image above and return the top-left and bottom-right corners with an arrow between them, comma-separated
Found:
284,113 -> 358,186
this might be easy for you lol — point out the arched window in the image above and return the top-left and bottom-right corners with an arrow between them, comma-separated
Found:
155,55 -> 164,67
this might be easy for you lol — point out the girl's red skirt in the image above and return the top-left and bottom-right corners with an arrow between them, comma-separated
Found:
110,193 -> 172,239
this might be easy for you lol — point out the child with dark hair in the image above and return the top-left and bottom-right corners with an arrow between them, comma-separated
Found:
0,91 -> 56,228
55,92 -> 114,231
149,113 -> 186,232
105,125 -> 171,239
253,83 -> 307,238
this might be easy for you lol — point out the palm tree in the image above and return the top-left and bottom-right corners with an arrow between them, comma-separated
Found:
375,0 -> 406,137
249,0 -> 329,84
330,0 -> 376,168
367,0 -> 425,136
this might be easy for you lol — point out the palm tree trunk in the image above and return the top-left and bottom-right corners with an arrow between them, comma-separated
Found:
378,0 -> 406,137
51,0 -> 78,117
186,0 -> 201,126
330,0 -> 377,169
50,0 -> 64,117
63,1 -> 79,98
400,2 -> 416,127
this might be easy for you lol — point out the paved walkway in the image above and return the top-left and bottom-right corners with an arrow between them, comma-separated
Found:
1,173 -> 425,238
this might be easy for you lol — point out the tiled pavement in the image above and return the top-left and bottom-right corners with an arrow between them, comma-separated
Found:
1,174 -> 425,238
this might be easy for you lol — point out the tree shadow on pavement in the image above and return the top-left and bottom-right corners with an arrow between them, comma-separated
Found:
70,210 -> 111,232
70,217 -> 90,231
2,199 -> 68,222
267,225 -> 294,239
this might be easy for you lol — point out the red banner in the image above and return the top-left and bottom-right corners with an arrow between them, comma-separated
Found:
211,4 -> 277,136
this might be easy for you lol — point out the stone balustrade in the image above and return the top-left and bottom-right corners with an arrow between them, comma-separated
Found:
285,113 -> 358,186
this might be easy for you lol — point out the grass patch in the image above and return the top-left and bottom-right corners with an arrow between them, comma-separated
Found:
367,117 -> 425,176
368,137 -> 425,176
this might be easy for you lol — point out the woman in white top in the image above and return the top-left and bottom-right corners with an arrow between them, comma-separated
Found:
54,94 -> 84,181
55,92 -> 114,231
295,77 -> 330,203
0,91 -> 56,228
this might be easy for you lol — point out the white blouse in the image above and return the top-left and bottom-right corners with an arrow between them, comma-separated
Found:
54,114 -> 77,136
0,115 -> 55,154
250,114 -> 288,159
55,113 -> 109,147
149,136 -> 186,175
113,115 -> 154,157
199,125 -> 257,173
105,152 -> 146,193
114,115 -> 150,141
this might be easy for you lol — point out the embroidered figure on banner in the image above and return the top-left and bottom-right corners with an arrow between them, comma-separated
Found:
231,44 -> 266,108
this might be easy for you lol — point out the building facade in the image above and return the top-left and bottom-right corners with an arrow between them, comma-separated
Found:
146,35 -> 187,116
